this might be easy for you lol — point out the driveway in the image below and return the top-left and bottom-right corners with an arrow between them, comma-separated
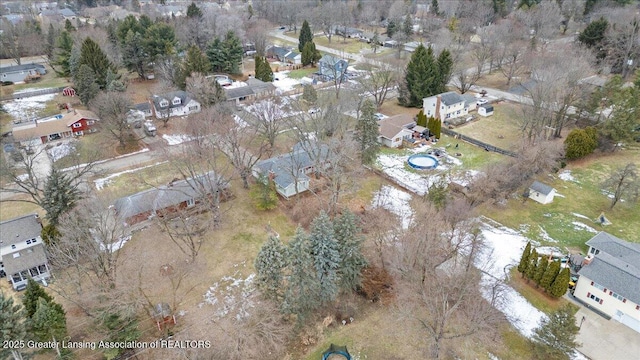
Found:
573,306 -> 640,360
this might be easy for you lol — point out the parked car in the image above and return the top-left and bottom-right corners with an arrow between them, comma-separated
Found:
477,99 -> 488,106
374,113 -> 388,121
143,121 -> 157,137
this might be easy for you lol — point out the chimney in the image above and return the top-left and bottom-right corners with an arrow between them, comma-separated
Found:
582,258 -> 592,267
74,109 -> 77,115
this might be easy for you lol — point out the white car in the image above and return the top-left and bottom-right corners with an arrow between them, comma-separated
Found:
374,113 -> 388,121
308,108 -> 320,114
477,99 -> 489,106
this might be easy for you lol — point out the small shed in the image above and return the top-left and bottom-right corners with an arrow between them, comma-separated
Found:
528,181 -> 556,204
478,104 -> 494,117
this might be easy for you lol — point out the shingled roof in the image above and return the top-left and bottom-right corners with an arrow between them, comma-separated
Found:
530,181 -> 555,195
0,214 -> 42,248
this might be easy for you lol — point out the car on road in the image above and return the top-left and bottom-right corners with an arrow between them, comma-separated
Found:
477,98 -> 489,106
374,113 -> 388,121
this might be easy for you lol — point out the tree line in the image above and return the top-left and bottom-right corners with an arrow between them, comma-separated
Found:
517,242 -> 570,299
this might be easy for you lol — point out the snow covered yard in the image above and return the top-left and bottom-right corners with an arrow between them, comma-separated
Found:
2,93 -> 56,122
272,71 -> 302,94
162,134 -> 193,145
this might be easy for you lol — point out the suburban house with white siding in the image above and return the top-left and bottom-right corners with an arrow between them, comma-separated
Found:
151,91 -> 201,119
573,232 -> 640,333
377,114 -> 415,148
0,214 -> 51,291
423,92 -> 470,121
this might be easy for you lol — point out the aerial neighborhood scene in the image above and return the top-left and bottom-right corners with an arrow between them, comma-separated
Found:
2,0 -> 640,359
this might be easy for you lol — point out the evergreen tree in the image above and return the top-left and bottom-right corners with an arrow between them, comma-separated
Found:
403,14 -> 413,37
75,64 -> 100,105
387,20 -> 398,38
302,84 -> 317,104
282,227 -> 320,319
309,211 -> 341,304
206,38 -> 226,73
432,0 -> 441,16
144,22 -> 177,61
31,298 -> 70,358
526,249 -> 539,281
53,30 -> 74,77
540,260 -> 561,292
79,37 -> 117,89
106,69 -> 126,92
106,19 -> 118,47
255,235 -> 288,300
23,278 -> 54,319
254,56 -> 274,82
187,2 -> 203,18
355,100 -> 381,165
550,268 -> 570,298
64,19 -> 76,32
399,45 -> 438,107
578,17 -> 608,52
302,41 -> 320,66
117,15 -> 144,44
42,168 -> 81,226
534,257 -> 548,287
532,304 -> 579,359
45,23 -> 57,61
254,55 -> 263,78
299,20 -> 313,52
183,45 -> 211,78
436,49 -> 453,94
0,293 -> 27,360
334,210 -> 367,292
41,223 -> 61,246
249,174 -> 278,210
518,242 -> 532,275
492,0 -> 507,17
99,311 -> 141,360
565,127 -> 598,160
371,31 -> 380,53
122,30 -> 149,79
223,31 -> 244,74
426,175 -> 449,209
68,44 -> 81,79
416,110 -> 427,127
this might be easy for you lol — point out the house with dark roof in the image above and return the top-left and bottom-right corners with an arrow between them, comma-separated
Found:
253,143 -> 329,198
266,46 -> 301,65
1,63 -> 46,84
0,214 -> 50,291
12,109 -> 99,146
113,171 -> 229,226
423,92 -> 471,121
573,232 -> 640,333
224,78 -> 276,105
527,181 -> 556,204
317,55 -> 348,82
151,91 -> 201,119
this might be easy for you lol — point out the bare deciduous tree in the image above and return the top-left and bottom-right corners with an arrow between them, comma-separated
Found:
90,91 -> 136,148
185,72 -> 226,108
358,60 -> 401,108
601,163 -> 640,209
245,96 -> 286,150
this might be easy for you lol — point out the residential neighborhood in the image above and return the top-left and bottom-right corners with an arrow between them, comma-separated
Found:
0,0 -> 639,359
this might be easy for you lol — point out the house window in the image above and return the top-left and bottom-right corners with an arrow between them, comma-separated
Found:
589,293 -> 602,303
186,198 -> 195,207
13,252 -> 20,258
87,120 -> 95,125
172,98 -> 181,105
189,106 -> 198,111
160,100 -> 169,107
456,110 -> 460,115
72,122 -> 82,128
12,273 -> 22,283
26,239 -> 32,244
74,131 -> 83,136
30,267 -> 39,277
593,282 -> 605,292
38,264 -> 48,274
11,244 -> 16,249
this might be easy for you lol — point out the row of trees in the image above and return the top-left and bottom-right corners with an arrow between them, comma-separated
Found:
517,243 -> 571,298
254,210 -> 367,322
299,19 -> 322,66
417,110 -> 442,139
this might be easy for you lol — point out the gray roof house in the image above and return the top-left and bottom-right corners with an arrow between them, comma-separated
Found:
224,78 -> 276,105
527,181 -> 556,204
317,55 -> 348,82
1,63 -> 47,84
151,90 -> 201,119
267,46 -> 291,62
253,143 -> 329,198
0,214 -> 51,291
113,171 -> 228,226
423,91 -> 469,121
574,232 -> 640,332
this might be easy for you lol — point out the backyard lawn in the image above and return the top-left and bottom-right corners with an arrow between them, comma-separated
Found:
454,102 -> 524,150
314,36 -> 367,54
287,67 -> 317,79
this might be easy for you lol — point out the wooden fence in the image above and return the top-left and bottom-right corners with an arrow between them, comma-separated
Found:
0,86 -> 65,101
441,128 -> 517,158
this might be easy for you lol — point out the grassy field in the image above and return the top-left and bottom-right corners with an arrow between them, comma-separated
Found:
508,268 -> 569,315
454,102 -> 524,150
287,67 -> 317,79
314,36 -> 367,55
481,147 -> 640,251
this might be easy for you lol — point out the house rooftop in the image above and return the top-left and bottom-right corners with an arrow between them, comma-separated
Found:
254,143 -> 329,189
0,214 -> 42,247
0,63 -> 46,73
439,92 -> 465,106
579,252 -> 640,305
2,245 -> 48,276
586,232 -> 640,261
529,181 -> 554,195
378,114 -> 415,140
152,90 -> 193,109
480,104 -> 494,111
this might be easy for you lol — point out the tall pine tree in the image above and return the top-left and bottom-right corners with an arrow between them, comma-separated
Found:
334,210 -> 367,292
1,293 -> 27,360
255,56 -> 274,82
540,260 -> 561,292
302,41 -> 320,66
399,45 -> 437,107
299,20 -> 313,53
53,30 -> 74,77
31,298 -> 70,358
518,242 -> 532,275
436,49 -> 453,94
282,227 -> 320,320
254,236 -> 288,300
532,304 -> 579,359
309,211 -> 341,304
526,249 -> 539,281
355,100 -> 381,165
206,38 -> 226,72
42,168 -> 81,226
23,278 -> 54,318
78,37 -> 116,89
534,257 -> 548,287
75,64 -> 100,105
223,31 -> 244,74
550,268 -> 570,298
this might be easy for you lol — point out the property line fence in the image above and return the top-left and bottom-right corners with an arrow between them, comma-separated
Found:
0,86 -> 65,101
441,128 -> 517,158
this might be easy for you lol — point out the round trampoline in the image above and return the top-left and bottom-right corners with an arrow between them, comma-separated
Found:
407,154 -> 439,170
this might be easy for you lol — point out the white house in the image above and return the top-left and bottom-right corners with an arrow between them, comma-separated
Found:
423,92 -> 469,121
151,91 -> 201,119
377,114 -> 415,148
573,232 -> 640,333
528,181 -> 556,204
478,104 -> 494,117
0,214 -> 51,291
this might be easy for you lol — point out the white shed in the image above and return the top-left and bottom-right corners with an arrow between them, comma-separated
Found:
478,104 -> 494,117
528,181 -> 556,204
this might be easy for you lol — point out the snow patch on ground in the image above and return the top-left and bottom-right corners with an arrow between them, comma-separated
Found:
371,185 -> 413,229
272,71 -> 300,94
94,161 -> 167,190
536,246 -> 565,256
47,141 -> 75,162
377,154 -> 433,195
98,234 -> 131,252
59,148 -> 149,172
572,213 -> 590,220
572,221 -> 598,234
162,134 -> 193,145
538,225 -> 558,243
2,93 -> 56,121
199,263 -> 256,321
478,220 -> 547,337
558,170 -> 576,182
